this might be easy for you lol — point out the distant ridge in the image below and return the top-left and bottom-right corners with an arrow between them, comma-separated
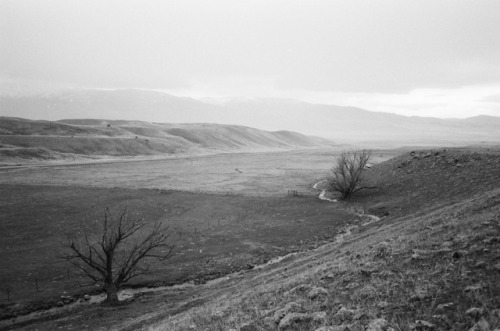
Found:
1,88 -> 500,145
0,117 -> 336,162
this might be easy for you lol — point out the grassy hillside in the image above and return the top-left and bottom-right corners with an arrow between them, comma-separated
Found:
142,148 -> 500,331
0,117 -> 115,136
2,148 -> 499,330
0,117 -> 334,162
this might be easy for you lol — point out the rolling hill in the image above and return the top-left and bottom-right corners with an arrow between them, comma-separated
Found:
0,117 -> 336,162
2,88 -> 500,146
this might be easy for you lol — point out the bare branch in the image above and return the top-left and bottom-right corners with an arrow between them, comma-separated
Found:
61,207 -> 174,304
328,150 -> 372,200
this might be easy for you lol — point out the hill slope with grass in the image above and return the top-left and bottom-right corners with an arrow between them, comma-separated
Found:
129,148 -> 498,331
5,148 -> 499,330
0,117 -> 335,163
139,148 -> 500,331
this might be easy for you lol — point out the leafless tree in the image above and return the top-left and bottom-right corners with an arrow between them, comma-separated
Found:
328,150 -> 372,200
62,207 -> 174,304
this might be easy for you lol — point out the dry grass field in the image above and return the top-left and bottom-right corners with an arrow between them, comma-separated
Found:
0,149 -> 337,194
0,149 -> 386,195
0,149 -> 395,310
2,147 -> 499,331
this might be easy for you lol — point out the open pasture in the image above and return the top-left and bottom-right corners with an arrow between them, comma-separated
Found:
0,148 -> 394,305
0,149 -> 341,195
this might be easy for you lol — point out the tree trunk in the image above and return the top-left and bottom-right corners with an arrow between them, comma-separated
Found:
105,283 -> 119,304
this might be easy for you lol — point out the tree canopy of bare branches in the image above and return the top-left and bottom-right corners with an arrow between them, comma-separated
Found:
62,207 -> 174,304
328,150 -> 372,200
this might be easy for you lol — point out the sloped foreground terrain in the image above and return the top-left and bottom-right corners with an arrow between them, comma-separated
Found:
1,148 -> 499,330
141,148 -> 500,331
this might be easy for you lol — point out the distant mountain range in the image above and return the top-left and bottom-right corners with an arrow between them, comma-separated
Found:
1,88 -> 500,146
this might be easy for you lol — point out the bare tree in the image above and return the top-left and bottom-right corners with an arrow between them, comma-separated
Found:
63,207 -> 174,304
328,150 -> 372,200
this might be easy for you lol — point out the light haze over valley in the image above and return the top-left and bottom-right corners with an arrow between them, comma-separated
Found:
1,2 -> 500,331
2,0 -> 500,131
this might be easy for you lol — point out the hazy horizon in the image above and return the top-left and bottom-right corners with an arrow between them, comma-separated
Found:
1,0 -> 500,120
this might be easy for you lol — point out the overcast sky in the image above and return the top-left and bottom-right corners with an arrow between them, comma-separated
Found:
1,0 -> 500,118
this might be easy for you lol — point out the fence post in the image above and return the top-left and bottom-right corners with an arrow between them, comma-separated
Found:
5,287 -> 10,302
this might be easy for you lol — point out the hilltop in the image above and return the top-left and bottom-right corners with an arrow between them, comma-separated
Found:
2,147 -> 499,330
0,117 -> 335,163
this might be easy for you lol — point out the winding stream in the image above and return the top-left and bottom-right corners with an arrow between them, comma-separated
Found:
313,179 -> 337,202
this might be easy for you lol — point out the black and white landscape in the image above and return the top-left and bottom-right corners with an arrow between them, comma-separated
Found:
1,1 -> 500,330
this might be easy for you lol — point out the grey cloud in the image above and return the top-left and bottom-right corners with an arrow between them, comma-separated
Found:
1,0 -> 500,93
